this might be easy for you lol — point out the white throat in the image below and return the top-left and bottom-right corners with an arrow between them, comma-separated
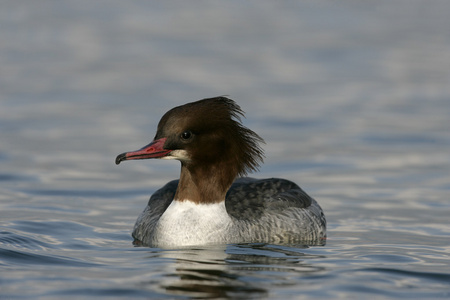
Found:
153,199 -> 233,247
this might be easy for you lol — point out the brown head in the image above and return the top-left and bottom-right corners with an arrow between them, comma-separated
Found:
116,96 -> 265,203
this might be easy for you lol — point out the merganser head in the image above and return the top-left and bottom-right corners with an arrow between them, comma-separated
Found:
116,97 -> 265,179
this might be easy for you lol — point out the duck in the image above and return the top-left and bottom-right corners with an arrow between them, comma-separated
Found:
116,96 -> 326,247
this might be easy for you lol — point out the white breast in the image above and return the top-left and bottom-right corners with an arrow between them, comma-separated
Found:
152,199 -> 234,247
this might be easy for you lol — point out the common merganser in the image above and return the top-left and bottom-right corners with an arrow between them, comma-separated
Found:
116,97 -> 326,247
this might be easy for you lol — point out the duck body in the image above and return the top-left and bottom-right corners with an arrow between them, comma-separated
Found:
116,97 -> 326,248
133,178 -> 325,247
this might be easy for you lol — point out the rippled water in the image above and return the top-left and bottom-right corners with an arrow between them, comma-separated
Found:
1,1 -> 450,299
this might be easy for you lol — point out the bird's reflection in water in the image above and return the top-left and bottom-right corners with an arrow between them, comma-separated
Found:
151,243 -> 326,299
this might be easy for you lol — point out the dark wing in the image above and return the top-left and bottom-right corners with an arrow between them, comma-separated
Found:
225,177 -> 313,221
146,179 -> 178,215
132,180 -> 178,244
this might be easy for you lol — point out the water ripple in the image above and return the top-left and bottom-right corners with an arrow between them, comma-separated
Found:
0,231 -> 57,251
0,248 -> 99,267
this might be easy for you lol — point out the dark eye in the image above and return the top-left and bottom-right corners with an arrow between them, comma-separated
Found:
181,130 -> 193,140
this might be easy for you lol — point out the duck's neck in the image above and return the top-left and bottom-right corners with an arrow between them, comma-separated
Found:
174,162 -> 236,204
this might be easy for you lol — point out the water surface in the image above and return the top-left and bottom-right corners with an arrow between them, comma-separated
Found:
1,1 -> 450,299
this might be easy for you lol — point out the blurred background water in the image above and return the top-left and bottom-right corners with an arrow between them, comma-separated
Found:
1,1 -> 450,299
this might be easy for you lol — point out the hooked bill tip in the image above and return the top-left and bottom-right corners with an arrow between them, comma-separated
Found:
115,153 -> 126,165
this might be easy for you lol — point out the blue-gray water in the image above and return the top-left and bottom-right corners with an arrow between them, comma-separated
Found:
1,1 -> 450,299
